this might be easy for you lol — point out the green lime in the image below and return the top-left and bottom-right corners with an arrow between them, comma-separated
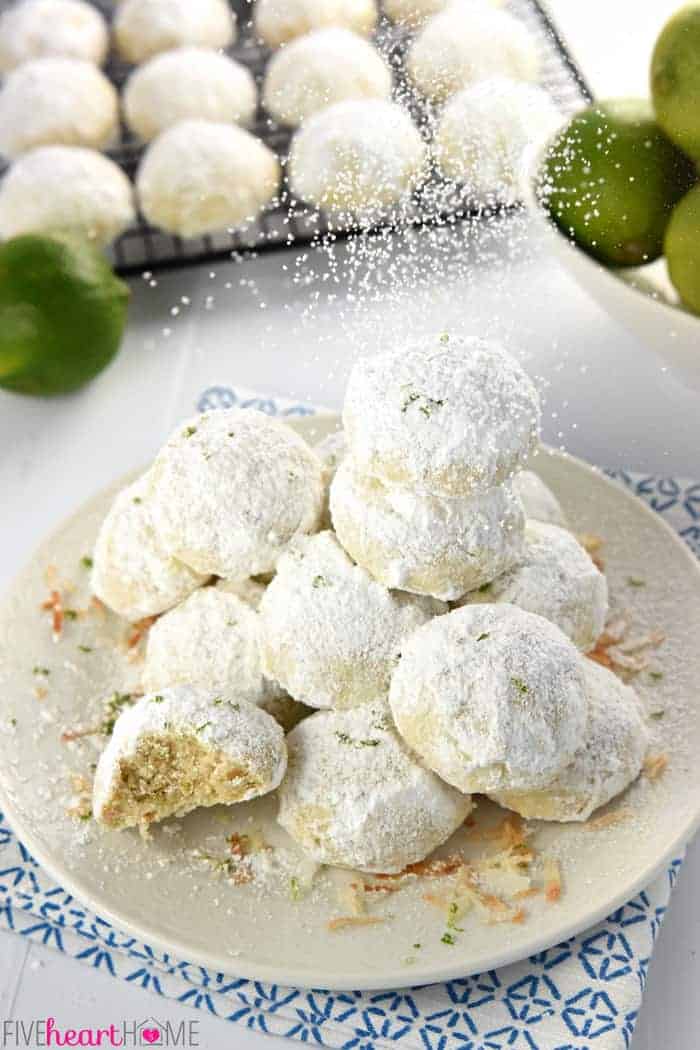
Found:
665,183 -> 700,313
539,99 -> 696,266
0,234 -> 129,396
652,3 -> 700,160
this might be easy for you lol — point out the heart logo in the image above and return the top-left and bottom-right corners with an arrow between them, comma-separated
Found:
142,1030 -> 160,1045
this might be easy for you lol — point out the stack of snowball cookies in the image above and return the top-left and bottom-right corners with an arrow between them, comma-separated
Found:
90,334 -> 649,876
0,0 -> 562,246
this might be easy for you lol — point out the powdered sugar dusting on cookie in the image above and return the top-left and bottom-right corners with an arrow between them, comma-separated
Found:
331,456 -> 525,600
259,530 -> 445,709
148,408 -> 324,578
389,603 -> 587,794
278,700 -> 471,873
343,335 -> 541,496
91,472 -> 205,622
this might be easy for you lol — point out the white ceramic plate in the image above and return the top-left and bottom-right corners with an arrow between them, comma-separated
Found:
0,415 -> 699,991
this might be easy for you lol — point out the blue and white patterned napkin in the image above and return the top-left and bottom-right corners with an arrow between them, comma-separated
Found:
2,388 -> 699,1050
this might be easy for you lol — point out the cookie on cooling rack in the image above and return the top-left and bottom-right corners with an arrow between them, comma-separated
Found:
123,47 -> 257,143
389,603 -> 587,795
490,659 -> 649,821
263,28 -> 391,128
458,520 -> 608,651
288,99 -> 426,226
0,145 -> 135,247
136,120 -> 280,238
343,334 -> 541,497
434,76 -> 561,203
330,457 -> 525,601
254,0 -> 377,48
93,686 -> 287,831
91,472 -> 205,623
114,0 -> 236,64
278,700 -> 471,873
0,0 -> 109,72
148,408 -> 324,579
258,531 -> 445,709
407,1 -> 540,103
0,57 -> 118,157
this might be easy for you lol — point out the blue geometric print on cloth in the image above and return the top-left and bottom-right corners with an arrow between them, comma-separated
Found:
0,391 -> 695,1050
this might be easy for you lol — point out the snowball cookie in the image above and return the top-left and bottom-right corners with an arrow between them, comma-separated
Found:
148,409 -> 324,579
407,1 -> 540,103
0,146 -> 135,247
91,473 -> 206,623
434,77 -> 560,202
389,604 -> 587,795
288,99 -> 426,225
316,428 -> 347,527
491,660 -> 649,822
512,469 -> 567,528
0,0 -> 109,72
259,531 -> 444,709
460,521 -> 607,651
0,57 -> 118,158
114,0 -> 235,64
331,458 -> 525,600
93,686 -> 287,831
343,335 -> 541,497
255,0 -> 377,48
123,48 -> 256,143
136,120 -> 280,238
263,28 -> 391,128
142,587 -> 281,706
278,701 -> 471,872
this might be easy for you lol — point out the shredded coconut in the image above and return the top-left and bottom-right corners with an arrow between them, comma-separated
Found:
288,99 -> 427,227
91,472 -> 205,623
142,587 -> 283,705
459,520 -> 608,650
0,56 -> 118,158
277,701 -> 471,872
491,659 -> 649,821
331,457 -> 525,600
389,603 -> 587,794
148,408 -> 324,578
259,530 -> 445,708
343,335 -> 541,496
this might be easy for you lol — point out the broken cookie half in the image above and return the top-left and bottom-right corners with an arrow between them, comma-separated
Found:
93,685 -> 287,832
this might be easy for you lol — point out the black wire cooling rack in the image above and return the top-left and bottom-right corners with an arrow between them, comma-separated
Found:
2,0 -> 593,275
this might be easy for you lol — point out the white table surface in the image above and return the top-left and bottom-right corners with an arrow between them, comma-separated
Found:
0,2 -> 697,1047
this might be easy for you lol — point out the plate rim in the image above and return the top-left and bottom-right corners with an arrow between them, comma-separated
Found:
1,441 -> 699,991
